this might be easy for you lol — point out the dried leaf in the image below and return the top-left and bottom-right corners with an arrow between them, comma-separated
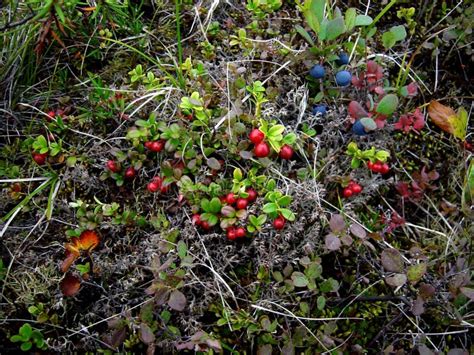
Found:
60,251 -> 79,273
325,234 -> 341,251
78,230 -> 100,251
381,249 -> 404,272
411,296 -> 425,316
419,283 -> 436,300
60,274 -> 81,297
350,224 -> 367,239
329,214 -> 345,233
460,287 -> 474,301
168,290 -> 187,311
428,100 -> 455,134
385,273 -> 407,287
139,323 -> 155,345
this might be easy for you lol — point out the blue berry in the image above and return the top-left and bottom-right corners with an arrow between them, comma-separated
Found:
352,120 -> 367,136
309,64 -> 325,79
335,70 -> 352,86
312,105 -> 327,116
336,53 -> 349,65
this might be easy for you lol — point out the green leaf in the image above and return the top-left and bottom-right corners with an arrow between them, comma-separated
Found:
407,263 -> 427,284
200,198 -> 211,212
177,241 -> 187,258
355,14 -> 373,26
449,107 -> 468,140
344,8 -> 357,31
54,3 -> 65,23
207,214 -> 219,226
376,94 -> 398,116
325,17 -> 346,41
267,125 -> 285,138
295,25 -> 314,46
390,25 -> 407,41
311,0 -> 325,24
21,341 -> 33,351
382,31 -> 396,48
10,335 -> 23,342
360,117 -> 377,131
19,324 -> 32,338
375,150 -> 390,162
209,197 -> 222,214
351,157 -> 361,169
257,214 -> 267,224
278,195 -> 292,207
66,156 -> 77,167
462,160 -> 474,217
280,209 -> 295,221
262,203 -> 278,214
282,133 -> 297,145
291,272 -> 309,287
317,295 -> 326,310
233,168 -> 243,181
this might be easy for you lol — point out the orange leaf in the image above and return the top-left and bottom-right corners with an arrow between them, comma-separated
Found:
78,230 -> 100,251
60,274 -> 81,297
80,6 -> 96,12
60,251 -> 79,273
428,100 -> 455,134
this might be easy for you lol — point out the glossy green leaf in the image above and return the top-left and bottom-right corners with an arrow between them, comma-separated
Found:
376,94 -> 398,116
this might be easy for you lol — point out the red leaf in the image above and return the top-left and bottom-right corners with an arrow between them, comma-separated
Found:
60,274 -> 81,297
348,101 -> 368,119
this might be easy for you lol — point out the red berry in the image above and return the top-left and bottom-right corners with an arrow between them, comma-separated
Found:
160,183 -> 170,194
343,188 -> 353,198
367,161 -> 374,170
236,198 -> 248,210
279,145 -> 294,160
372,162 -> 383,173
191,214 -> 202,226
246,188 -> 257,202
46,111 -> 55,121
226,193 -> 237,205
32,152 -> 48,165
144,141 -> 153,149
106,160 -> 120,173
351,184 -> 362,194
380,163 -> 390,174
150,141 -> 164,152
249,128 -> 265,144
124,167 -> 136,179
254,142 -> 270,158
147,181 -> 160,192
235,227 -> 246,238
219,196 -> 227,203
201,221 -> 211,230
273,216 -> 286,230
227,227 -> 237,240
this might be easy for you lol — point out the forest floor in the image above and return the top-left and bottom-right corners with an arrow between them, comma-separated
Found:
0,0 -> 473,354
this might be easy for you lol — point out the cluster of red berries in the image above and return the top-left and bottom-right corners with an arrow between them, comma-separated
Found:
106,160 -> 137,179
342,180 -> 363,198
147,176 -> 170,194
191,214 -> 211,231
249,128 -> 294,160
144,140 -> 166,152
225,226 -> 247,240
367,161 -> 390,174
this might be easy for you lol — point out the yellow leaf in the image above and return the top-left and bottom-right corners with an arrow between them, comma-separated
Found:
448,107 -> 468,140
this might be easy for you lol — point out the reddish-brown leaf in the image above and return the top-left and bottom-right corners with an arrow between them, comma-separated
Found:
60,274 -> 81,297
428,100 -> 455,134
